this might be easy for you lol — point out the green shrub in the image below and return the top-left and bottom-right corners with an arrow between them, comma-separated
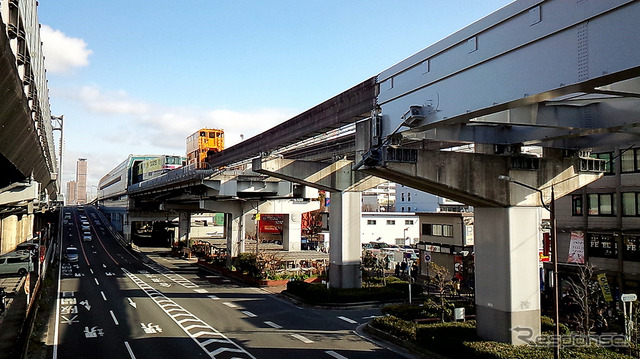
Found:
416,320 -> 478,349
233,253 -> 260,276
370,316 -> 416,341
285,281 -> 407,304
381,304 -> 426,321
541,315 -> 570,335
386,281 -> 423,296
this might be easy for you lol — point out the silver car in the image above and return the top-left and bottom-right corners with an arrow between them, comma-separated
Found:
64,247 -> 79,263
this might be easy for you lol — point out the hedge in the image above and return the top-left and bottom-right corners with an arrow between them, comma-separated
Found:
285,280 -> 408,304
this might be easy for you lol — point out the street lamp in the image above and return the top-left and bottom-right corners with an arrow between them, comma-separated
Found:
499,175 -> 559,359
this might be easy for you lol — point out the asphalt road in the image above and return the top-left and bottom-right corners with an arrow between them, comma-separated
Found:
48,206 -> 411,359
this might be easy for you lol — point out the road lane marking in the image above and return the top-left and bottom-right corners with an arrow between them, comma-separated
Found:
223,302 -> 237,308
326,351 -> 348,359
110,310 -> 119,325
241,311 -> 257,317
124,341 -> 137,359
194,288 -> 208,293
101,291 -> 107,301
208,295 -> 219,300
291,334 -> 314,343
94,278 -> 100,286
144,262 -> 200,289
90,269 -> 94,274
122,267 -> 255,359
264,321 -> 282,329
338,316 -> 357,324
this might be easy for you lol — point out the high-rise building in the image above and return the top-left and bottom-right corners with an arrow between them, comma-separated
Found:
66,181 -> 77,205
76,158 -> 87,204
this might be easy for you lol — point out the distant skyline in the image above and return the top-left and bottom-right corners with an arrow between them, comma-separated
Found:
37,0 -> 514,198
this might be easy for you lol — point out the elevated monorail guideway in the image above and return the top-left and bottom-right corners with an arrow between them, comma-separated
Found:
372,0 -> 640,151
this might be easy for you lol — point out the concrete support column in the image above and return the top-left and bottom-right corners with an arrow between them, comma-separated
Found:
475,206 -> 541,344
329,191 -> 362,288
225,211 -> 245,265
1,215 -> 17,254
178,212 -> 191,246
282,213 -> 301,251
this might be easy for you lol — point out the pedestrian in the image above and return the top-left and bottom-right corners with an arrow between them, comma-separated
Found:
594,308 -> 607,335
395,263 -> 400,277
0,287 -> 5,314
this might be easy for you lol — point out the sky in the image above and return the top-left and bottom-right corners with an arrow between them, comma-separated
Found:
36,0 -> 514,198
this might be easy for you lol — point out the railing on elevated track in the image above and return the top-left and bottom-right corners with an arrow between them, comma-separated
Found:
127,162 -> 215,194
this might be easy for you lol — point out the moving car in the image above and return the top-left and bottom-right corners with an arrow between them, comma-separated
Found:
82,233 -> 92,242
64,247 -> 79,263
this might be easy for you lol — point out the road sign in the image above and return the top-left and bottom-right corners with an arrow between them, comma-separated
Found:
424,251 -> 432,263
622,293 -> 637,302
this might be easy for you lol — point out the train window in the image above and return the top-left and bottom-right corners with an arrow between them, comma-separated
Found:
209,132 -> 215,138
200,131 -> 206,136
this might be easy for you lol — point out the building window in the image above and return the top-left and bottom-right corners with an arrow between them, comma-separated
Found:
432,224 -> 443,236
421,223 -> 431,235
622,192 -> 640,216
367,220 -> 376,225
405,220 -> 414,225
589,233 -> 617,258
588,193 -> 615,216
591,152 -> 614,175
442,224 -> 453,237
386,220 -> 395,225
621,149 -> 640,173
401,193 -> 405,201
408,193 -> 411,201
572,195 -> 583,216
401,207 -> 405,212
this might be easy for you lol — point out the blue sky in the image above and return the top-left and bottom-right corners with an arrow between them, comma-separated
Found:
37,0 -> 513,196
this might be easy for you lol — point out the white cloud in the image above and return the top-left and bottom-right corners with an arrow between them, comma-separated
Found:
61,85 -> 298,171
40,25 -> 92,74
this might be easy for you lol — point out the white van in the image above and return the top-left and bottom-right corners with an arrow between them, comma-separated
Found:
0,253 -> 30,276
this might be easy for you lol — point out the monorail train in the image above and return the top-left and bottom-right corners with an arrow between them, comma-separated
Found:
98,154 -> 160,200
186,128 -> 224,166
136,155 -> 186,182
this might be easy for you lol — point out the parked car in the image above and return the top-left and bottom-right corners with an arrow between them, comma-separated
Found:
0,253 -> 30,276
64,247 -> 79,263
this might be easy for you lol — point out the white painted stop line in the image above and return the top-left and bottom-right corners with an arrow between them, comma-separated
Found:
337,316 -> 357,324
264,321 -> 282,329
326,351 -> 348,359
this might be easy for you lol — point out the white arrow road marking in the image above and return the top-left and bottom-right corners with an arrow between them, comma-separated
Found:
338,316 -> 357,324
128,298 -> 137,308
80,300 -> 91,311
291,334 -> 313,343
326,351 -> 348,359
264,321 -> 282,329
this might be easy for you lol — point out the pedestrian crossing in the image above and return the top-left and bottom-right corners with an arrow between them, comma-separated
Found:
122,267 -> 255,359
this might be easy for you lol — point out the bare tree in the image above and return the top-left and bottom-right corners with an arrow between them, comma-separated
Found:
566,263 -> 601,334
428,262 -> 453,322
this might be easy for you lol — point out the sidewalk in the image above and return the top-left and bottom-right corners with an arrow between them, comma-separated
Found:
0,276 -> 28,359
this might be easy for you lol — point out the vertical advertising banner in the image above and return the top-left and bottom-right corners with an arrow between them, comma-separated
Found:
567,230 -> 585,264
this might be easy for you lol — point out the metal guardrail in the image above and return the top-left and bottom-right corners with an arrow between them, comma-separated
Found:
127,163 -> 214,194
